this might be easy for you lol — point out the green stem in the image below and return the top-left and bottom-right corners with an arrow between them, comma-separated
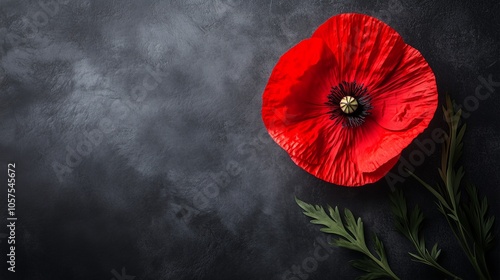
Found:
443,113 -> 490,279
406,233 -> 462,280
360,248 -> 400,280
442,209 -> 490,280
404,97 -> 494,279
477,251 -> 492,280
435,98 -> 492,280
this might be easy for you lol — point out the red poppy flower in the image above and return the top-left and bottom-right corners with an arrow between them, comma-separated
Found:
262,13 -> 437,187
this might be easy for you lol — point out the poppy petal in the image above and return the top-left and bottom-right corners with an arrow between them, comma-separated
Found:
284,118 -> 403,186
370,45 -> 438,131
262,38 -> 340,164
289,145 -> 401,186
352,118 -> 426,173
312,13 -> 406,88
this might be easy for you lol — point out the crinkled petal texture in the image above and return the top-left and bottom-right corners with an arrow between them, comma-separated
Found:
262,13 -> 437,187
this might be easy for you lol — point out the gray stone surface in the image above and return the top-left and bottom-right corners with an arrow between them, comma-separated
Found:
0,0 -> 499,279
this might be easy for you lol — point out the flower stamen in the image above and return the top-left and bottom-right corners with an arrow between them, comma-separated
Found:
325,81 -> 373,127
340,96 -> 358,114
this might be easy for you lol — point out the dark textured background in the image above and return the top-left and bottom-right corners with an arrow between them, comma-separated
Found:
1,0 -> 499,279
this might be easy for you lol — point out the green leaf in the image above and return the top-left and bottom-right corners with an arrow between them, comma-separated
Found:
406,95 -> 495,280
296,197 -> 400,280
351,258 -> 392,280
408,252 -> 426,263
447,213 -> 459,222
389,188 -> 461,279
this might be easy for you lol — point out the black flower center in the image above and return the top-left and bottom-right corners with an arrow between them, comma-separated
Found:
325,81 -> 373,127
